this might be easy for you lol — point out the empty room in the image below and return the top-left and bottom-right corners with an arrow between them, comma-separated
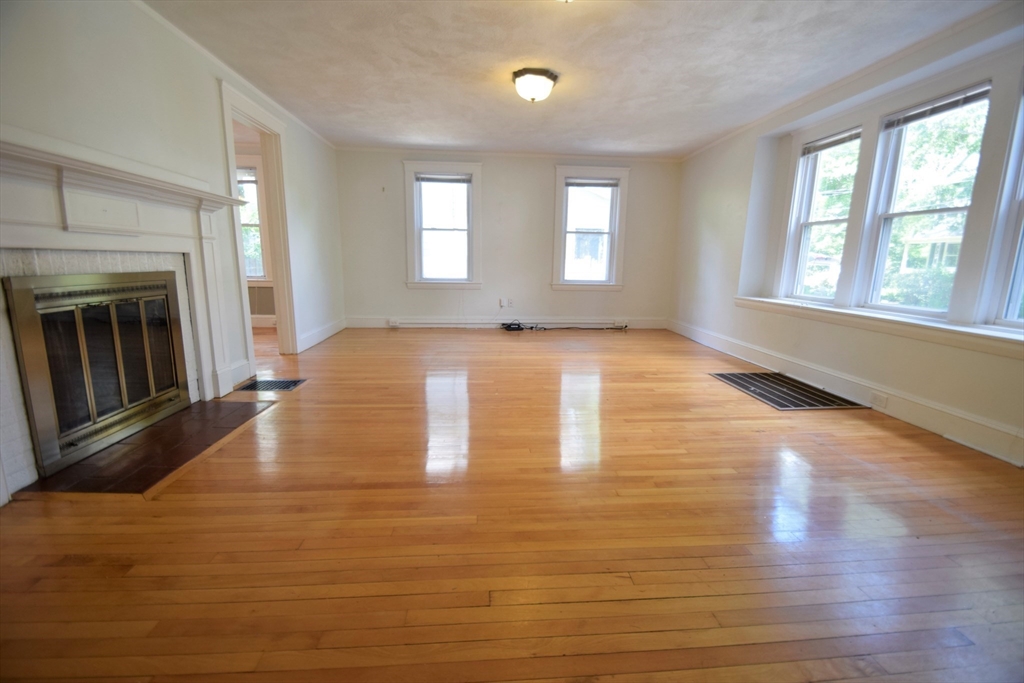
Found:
1,0 -> 1023,681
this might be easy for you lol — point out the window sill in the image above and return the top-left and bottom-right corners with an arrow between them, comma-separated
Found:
406,281 -> 483,290
734,296 -> 1023,359
551,283 -> 624,291
247,279 -> 274,288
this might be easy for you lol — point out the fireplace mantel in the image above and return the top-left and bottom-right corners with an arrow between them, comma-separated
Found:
0,141 -> 244,236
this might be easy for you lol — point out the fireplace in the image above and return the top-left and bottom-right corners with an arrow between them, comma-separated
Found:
3,271 -> 191,476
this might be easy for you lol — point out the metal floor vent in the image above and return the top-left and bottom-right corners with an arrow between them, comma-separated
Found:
237,379 -> 305,392
712,372 -> 865,411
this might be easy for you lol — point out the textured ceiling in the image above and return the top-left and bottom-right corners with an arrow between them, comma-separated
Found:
146,0 -> 998,157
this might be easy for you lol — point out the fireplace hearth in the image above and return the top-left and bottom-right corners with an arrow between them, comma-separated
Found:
3,272 -> 191,476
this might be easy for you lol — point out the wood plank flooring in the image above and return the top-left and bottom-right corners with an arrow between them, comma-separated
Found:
1,328 -> 1021,682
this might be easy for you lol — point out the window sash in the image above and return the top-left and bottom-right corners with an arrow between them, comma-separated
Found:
561,182 -> 618,283
415,177 -> 472,281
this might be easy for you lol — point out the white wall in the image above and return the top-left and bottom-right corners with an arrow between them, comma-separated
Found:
0,0 -> 345,359
0,0 -> 345,500
671,5 -> 1024,465
338,149 -> 680,327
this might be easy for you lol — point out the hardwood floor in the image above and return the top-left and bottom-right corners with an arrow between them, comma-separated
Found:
1,328 -> 1021,682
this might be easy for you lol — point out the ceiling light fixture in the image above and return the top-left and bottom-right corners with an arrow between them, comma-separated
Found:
513,68 -> 559,102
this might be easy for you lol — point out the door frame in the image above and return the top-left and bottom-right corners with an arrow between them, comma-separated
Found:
220,81 -> 299,362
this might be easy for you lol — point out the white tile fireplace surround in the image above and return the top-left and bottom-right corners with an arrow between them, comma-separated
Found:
0,142 -> 248,502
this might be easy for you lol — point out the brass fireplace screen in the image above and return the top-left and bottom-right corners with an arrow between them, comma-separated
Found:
3,272 -> 191,477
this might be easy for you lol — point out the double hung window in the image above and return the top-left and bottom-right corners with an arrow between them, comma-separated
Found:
869,85 -> 991,313
404,162 -> 482,287
553,166 -> 629,288
237,165 -> 269,280
789,131 -> 861,299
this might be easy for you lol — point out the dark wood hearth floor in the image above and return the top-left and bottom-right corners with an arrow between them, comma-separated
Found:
19,400 -> 273,495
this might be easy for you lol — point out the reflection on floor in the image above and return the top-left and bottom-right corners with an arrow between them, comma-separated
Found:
0,329 -> 1021,682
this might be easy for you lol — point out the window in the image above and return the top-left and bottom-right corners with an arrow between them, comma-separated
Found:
553,166 -> 629,289
789,131 -> 861,299
1005,229 -> 1024,322
869,85 -> 990,313
996,95 -> 1024,326
237,165 -> 269,279
404,161 -> 482,288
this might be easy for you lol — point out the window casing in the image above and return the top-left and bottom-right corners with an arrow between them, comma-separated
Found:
786,130 -> 861,301
404,161 -> 482,288
553,166 -> 629,289
994,94 -> 1024,327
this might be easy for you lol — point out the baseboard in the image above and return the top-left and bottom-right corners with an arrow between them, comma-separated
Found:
668,319 -> 1024,467
230,359 -> 255,387
345,316 -> 668,329
296,318 -> 346,352
250,315 -> 276,328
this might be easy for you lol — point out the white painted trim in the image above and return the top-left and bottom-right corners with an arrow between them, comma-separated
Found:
296,318 -> 347,352
553,165 -> 630,288
667,318 -> 1024,467
346,316 -> 664,329
551,284 -> 624,291
221,81 -> 299,358
250,314 -> 277,327
228,358 -> 255,387
735,296 -> 1023,359
131,0 -> 336,150
0,141 -> 242,214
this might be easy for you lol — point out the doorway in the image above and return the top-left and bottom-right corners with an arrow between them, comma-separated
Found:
221,82 -> 299,388
233,120 -> 278,359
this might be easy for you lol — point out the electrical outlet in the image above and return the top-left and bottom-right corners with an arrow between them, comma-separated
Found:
870,391 -> 888,408
507,298 -> 513,308
387,318 -> 399,328
498,298 -> 505,308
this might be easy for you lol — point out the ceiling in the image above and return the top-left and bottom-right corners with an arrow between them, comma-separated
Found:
146,0 -> 998,157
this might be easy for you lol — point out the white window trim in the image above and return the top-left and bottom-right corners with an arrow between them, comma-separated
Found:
989,91 -> 1024,328
768,49 -> 1024,345
237,154 -> 272,283
552,165 -> 629,289
404,161 -> 483,289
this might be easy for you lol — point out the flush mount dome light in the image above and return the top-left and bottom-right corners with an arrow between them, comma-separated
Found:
513,68 -> 558,102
